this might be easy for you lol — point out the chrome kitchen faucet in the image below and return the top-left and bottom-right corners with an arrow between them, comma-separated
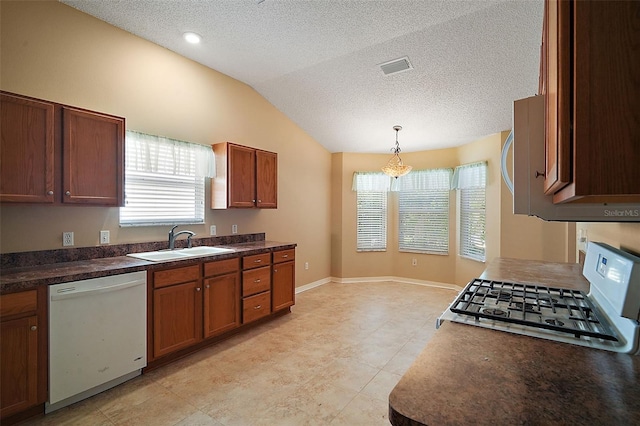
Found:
168,225 -> 195,249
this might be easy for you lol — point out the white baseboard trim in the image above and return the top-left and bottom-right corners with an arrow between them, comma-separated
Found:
295,277 -> 333,294
295,276 -> 462,294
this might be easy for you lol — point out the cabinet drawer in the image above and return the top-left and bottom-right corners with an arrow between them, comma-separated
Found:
242,266 -> 271,297
204,257 -> 239,278
0,290 -> 37,319
243,291 -> 271,324
273,249 -> 295,264
154,265 -> 200,289
242,253 -> 270,270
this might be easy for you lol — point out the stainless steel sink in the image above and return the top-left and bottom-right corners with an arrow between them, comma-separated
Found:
127,246 -> 234,262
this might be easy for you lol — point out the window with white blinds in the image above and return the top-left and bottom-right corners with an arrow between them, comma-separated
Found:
353,172 -> 390,252
396,169 -> 452,254
356,191 -> 387,251
452,162 -> 487,262
119,131 -> 215,226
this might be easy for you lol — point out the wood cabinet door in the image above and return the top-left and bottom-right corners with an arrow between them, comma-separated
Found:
0,316 -> 38,418
0,93 -> 56,203
542,0 -> 571,195
153,281 -> 202,359
272,260 -> 295,312
256,150 -> 277,208
228,144 -> 256,207
62,107 -> 124,206
557,0 -> 640,202
204,272 -> 241,338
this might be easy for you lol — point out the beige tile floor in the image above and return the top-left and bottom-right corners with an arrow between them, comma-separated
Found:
22,281 -> 456,426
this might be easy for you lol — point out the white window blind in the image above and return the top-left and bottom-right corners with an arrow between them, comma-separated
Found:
396,169 -> 452,254
119,131 -> 215,226
353,172 -> 389,252
452,162 -> 487,262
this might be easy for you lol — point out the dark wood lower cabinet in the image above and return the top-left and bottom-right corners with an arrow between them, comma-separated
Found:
153,281 -> 203,359
272,260 -> 295,312
204,272 -> 241,338
1,316 -> 39,418
0,288 -> 47,423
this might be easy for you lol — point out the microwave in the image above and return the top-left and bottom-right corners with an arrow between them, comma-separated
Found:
502,95 -> 640,222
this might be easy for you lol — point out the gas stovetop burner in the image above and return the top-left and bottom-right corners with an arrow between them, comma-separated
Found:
513,301 -> 536,311
482,308 -> 507,316
446,278 -> 618,342
436,242 -> 640,354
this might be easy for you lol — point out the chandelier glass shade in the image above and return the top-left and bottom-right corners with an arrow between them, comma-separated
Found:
382,125 -> 412,178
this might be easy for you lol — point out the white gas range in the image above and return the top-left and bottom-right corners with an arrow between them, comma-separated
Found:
437,242 -> 640,354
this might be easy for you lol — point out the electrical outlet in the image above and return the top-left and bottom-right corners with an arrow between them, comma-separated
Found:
412,258 -> 417,266
100,230 -> 110,244
210,225 -> 217,236
63,232 -> 74,247
304,262 -> 309,270
232,224 -> 238,234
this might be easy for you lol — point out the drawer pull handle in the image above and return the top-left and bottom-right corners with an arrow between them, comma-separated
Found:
254,259 -> 262,263
31,326 -> 37,331
254,305 -> 261,310
282,254 -> 288,258
254,279 -> 261,283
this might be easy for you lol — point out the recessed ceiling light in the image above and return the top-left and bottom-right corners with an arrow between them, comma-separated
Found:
183,32 -> 201,44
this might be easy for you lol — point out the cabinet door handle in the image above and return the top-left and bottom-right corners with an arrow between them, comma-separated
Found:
252,199 -> 256,203
65,191 -> 71,196
196,287 -> 201,292
258,199 -> 262,203
254,305 -> 261,310
206,284 -> 210,289
47,190 -> 54,195
30,325 -> 37,331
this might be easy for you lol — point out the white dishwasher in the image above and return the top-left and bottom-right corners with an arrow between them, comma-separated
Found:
47,271 -> 147,413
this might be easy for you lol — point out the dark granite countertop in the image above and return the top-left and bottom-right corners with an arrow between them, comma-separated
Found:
389,258 -> 640,426
0,237 -> 296,294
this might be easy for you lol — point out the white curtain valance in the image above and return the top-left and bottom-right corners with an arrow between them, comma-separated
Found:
391,168 -> 452,192
352,172 -> 392,192
125,130 -> 215,178
451,161 -> 487,190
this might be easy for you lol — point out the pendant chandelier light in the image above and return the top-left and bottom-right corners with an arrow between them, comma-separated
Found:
382,125 -> 412,178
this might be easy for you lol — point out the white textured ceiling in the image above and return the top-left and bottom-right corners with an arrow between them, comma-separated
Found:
60,0 -> 543,154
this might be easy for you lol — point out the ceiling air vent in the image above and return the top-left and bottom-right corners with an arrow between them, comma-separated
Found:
379,56 -> 413,76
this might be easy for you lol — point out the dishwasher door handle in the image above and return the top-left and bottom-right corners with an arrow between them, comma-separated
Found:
50,279 -> 145,301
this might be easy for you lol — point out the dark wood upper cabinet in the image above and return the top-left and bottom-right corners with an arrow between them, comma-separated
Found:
542,0 -> 571,195
541,0 -> 640,203
211,142 -> 278,209
0,93 -> 56,203
255,150 -> 277,208
0,91 -> 125,206
62,107 -> 124,206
